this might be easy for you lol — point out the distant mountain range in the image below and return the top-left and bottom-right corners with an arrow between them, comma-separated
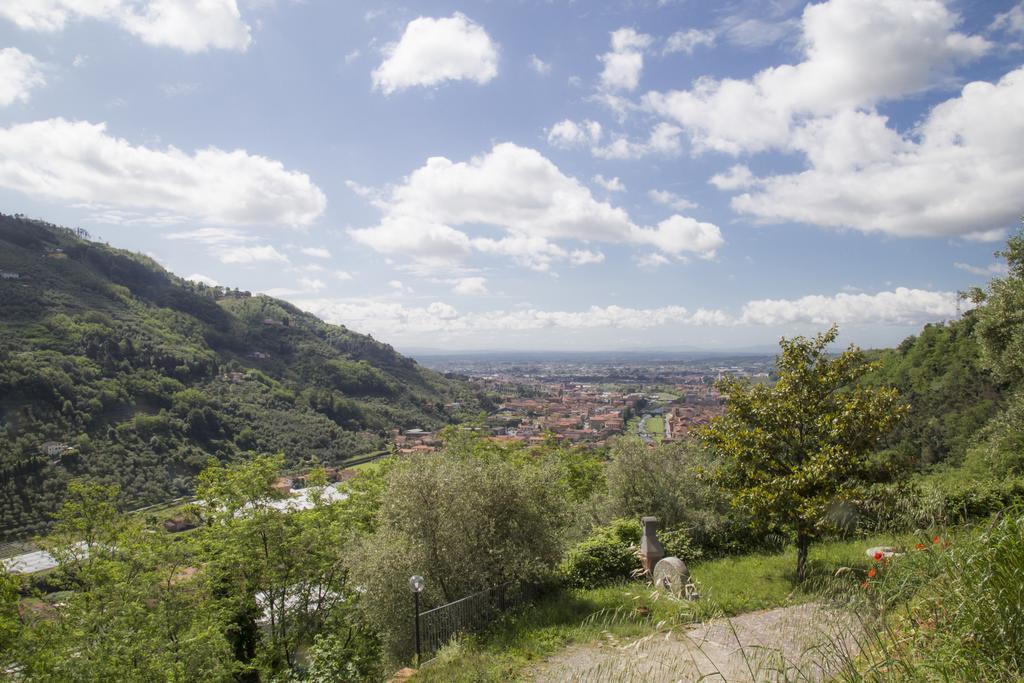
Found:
0,214 -> 486,539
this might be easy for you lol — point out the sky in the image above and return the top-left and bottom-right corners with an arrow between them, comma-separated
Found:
0,0 -> 1022,353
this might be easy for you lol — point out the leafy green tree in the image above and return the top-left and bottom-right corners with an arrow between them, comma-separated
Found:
17,481 -> 233,681
701,326 -> 905,581
348,436 -> 572,660
971,227 -> 1024,385
197,456 -> 374,677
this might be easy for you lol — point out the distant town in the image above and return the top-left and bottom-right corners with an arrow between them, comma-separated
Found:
398,353 -> 777,451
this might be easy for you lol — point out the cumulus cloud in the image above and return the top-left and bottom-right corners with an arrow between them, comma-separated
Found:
451,276 -> 488,295
740,287 -> 963,325
709,164 -> 757,190
0,118 -> 326,227
0,47 -> 45,106
630,215 -> 723,259
347,142 -> 725,270
371,13 -> 498,94
219,245 -> 289,264
954,261 -> 1009,277
592,174 -> 625,192
731,68 -> 1024,239
664,28 -> 715,55
569,249 -> 605,266
0,0 -> 251,52
592,122 -> 683,159
300,246 -> 331,258
991,4 -> 1024,36
599,27 -> 653,91
547,118 -> 602,149
644,0 -> 990,154
648,189 -> 697,211
528,54 -> 550,75
294,299 -> 718,340
284,287 -> 963,342
186,273 -> 219,286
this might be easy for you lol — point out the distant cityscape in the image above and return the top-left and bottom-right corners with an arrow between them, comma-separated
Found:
398,354 -> 777,451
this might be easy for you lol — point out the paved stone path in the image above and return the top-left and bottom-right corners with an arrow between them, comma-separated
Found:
527,603 -> 861,682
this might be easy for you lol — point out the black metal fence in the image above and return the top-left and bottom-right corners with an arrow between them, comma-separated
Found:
416,581 -> 537,662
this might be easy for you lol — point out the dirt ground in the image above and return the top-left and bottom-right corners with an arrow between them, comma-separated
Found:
526,603 -> 862,682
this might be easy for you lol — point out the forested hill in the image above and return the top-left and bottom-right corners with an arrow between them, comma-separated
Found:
0,214 -> 486,539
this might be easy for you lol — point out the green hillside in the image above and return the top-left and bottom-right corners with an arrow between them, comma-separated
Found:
0,214 -> 485,539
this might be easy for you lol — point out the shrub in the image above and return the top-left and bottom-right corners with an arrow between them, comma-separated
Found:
347,440 -> 573,660
853,511 -> 1024,680
559,518 -> 700,589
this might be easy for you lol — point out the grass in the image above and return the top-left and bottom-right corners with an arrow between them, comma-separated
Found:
413,533 -> 907,682
643,416 -> 665,436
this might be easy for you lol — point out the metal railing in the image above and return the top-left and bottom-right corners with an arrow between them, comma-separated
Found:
415,581 -> 536,663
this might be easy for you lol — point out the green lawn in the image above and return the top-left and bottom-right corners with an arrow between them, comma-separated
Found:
413,534 -> 907,682
644,416 -> 665,435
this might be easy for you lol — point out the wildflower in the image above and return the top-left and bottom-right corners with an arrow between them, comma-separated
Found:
873,551 -> 884,561
933,535 -> 940,544
868,567 -> 877,578
915,543 -> 925,550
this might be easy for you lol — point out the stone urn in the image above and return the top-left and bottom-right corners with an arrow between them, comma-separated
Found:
639,516 -> 665,577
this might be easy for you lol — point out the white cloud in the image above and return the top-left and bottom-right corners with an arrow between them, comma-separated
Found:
731,68 -> 1024,239
954,261 -> 1009,277
664,28 -> 715,55
569,249 -> 605,266
630,215 -> 723,259
591,122 -> 683,159
371,13 -> 498,94
219,245 -> 289,264
991,4 -> 1024,36
294,299 -> 720,340
528,54 -> 550,75
334,270 -> 354,281
300,246 -> 331,259
592,174 -> 625,192
0,47 -> 45,106
741,287 -> 963,325
0,118 -> 326,227
347,142 -> 725,270
644,0 -> 990,154
648,189 -> 697,211
634,252 -> 671,269
297,277 -> 326,292
344,49 -> 361,65
186,273 -> 219,286
166,227 -> 254,245
547,118 -> 602,149
709,164 -> 756,190
599,27 -> 653,92
452,276 -> 488,295
0,0 -> 251,53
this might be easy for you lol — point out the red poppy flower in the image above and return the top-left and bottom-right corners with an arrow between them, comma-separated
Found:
868,567 -> 876,578
933,536 -> 940,544
873,551 -> 884,561
915,543 -> 925,550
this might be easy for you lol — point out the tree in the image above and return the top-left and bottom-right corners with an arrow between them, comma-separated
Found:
970,226 -> 1024,385
700,326 -> 905,581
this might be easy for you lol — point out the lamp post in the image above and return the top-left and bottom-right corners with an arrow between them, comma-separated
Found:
409,575 -> 425,666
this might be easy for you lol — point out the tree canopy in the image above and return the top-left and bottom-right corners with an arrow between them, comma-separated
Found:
701,325 -> 905,580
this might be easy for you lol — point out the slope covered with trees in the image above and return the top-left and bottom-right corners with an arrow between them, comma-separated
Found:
0,214 -> 485,539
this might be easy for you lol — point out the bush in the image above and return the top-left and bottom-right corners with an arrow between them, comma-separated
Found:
559,518 -> 700,589
854,511 -> 1024,680
604,438 -> 753,556
347,439 -> 573,661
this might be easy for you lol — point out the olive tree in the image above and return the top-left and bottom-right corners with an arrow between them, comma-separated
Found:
701,326 -> 905,581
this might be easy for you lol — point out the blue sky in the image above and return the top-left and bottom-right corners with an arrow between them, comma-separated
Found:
0,0 -> 1022,352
